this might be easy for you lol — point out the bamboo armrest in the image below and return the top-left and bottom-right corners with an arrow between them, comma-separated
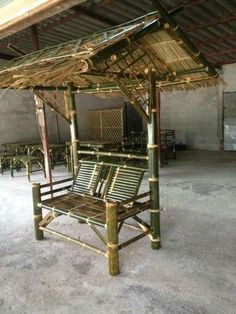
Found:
119,191 -> 151,206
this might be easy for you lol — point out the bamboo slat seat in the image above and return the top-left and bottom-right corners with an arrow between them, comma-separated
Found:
41,193 -> 150,227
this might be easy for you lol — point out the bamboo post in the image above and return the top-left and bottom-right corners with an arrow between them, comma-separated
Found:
157,91 -> 162,167
147,70 -> 161,250
66,82 -> 80,175
10,158 -> 14,178
26,161 -> 30,182
0,157 -> 3,175
106,201 -> 120,276
32,183 -> 44,240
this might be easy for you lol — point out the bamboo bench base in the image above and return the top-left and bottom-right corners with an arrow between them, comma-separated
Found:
32,160 -> 158,276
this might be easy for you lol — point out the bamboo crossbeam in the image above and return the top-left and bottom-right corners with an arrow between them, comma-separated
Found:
78,159 -> 148,171
89,224 -> 107,246
78,150 -> 148,160
119,191 -> 150,206
40,226 -> 107,256
40,177 -> 73,188
40,185 -> 71,197
118,230 -> 151,250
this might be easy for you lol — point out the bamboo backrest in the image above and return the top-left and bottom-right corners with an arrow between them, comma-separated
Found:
104,166 -> 145,202
71,161 -> 103,196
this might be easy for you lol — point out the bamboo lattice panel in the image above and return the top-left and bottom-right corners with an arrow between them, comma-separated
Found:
88,110 -> 101,141
88,107 -> 123,143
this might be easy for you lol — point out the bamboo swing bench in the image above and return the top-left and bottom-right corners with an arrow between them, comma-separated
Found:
33,156 -> 151,275
0,1 -> 219,276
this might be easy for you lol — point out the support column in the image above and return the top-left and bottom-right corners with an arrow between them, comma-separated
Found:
32,183 -> 43,240
35,96 -> 52,186
147,70 -> 161,250
66,82 -> 80,175
106,201 -> 120,276
157,91 -> 162,167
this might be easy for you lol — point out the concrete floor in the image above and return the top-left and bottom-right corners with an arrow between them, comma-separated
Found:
0,150 -> 235,314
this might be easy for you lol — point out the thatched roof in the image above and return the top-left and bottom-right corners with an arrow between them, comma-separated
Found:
0,11 -> 219,93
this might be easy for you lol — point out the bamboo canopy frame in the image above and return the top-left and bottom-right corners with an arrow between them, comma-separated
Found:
2,2 -> 220,268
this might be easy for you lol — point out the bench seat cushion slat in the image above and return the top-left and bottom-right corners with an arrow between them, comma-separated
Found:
41,193 -> 150,225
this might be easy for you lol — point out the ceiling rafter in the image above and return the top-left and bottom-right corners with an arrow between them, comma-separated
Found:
194,32 -> 236,46
206,47 -> 236,58
72,6 -> 117,26
184,13 -> 236,32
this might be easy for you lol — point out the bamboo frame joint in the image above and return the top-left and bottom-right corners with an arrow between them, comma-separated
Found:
149,177 -> 159,182
107,242 -> 119,249
150,209 -> 160,213
151,237 -> 161,243
147,144 -> 158,149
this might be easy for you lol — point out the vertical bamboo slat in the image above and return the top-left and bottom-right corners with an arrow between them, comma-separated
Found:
32,183 -> 44,240
147,70 -> 161,250
106,201 -> 120,276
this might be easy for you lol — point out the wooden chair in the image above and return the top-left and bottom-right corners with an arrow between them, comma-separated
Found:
33,160 -> 151,275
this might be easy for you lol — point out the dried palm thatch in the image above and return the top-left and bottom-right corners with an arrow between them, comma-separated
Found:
0,10 -> 219,94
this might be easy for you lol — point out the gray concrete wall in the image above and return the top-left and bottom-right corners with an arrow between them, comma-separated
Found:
160,65 -> 236,151
160,87 -> 221,150
0,89 -> 124,145
0,89 -> 70,145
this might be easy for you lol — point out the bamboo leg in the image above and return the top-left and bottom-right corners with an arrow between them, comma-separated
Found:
32,183 -> 44,240
10,158 -> 14,178
27,162 -> 30,182
106,201 -> 120,276
0,157 -> 3,175
148,70 -> 161,250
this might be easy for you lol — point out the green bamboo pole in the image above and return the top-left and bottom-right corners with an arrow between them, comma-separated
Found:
66,82 -> 80,175
78,150 -> 148,160
32,183 -> 44,240
106,201 -> 120,276
147,70 -> 161,250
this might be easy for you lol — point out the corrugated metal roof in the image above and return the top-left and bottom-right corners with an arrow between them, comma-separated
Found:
1,0 -> 236,66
